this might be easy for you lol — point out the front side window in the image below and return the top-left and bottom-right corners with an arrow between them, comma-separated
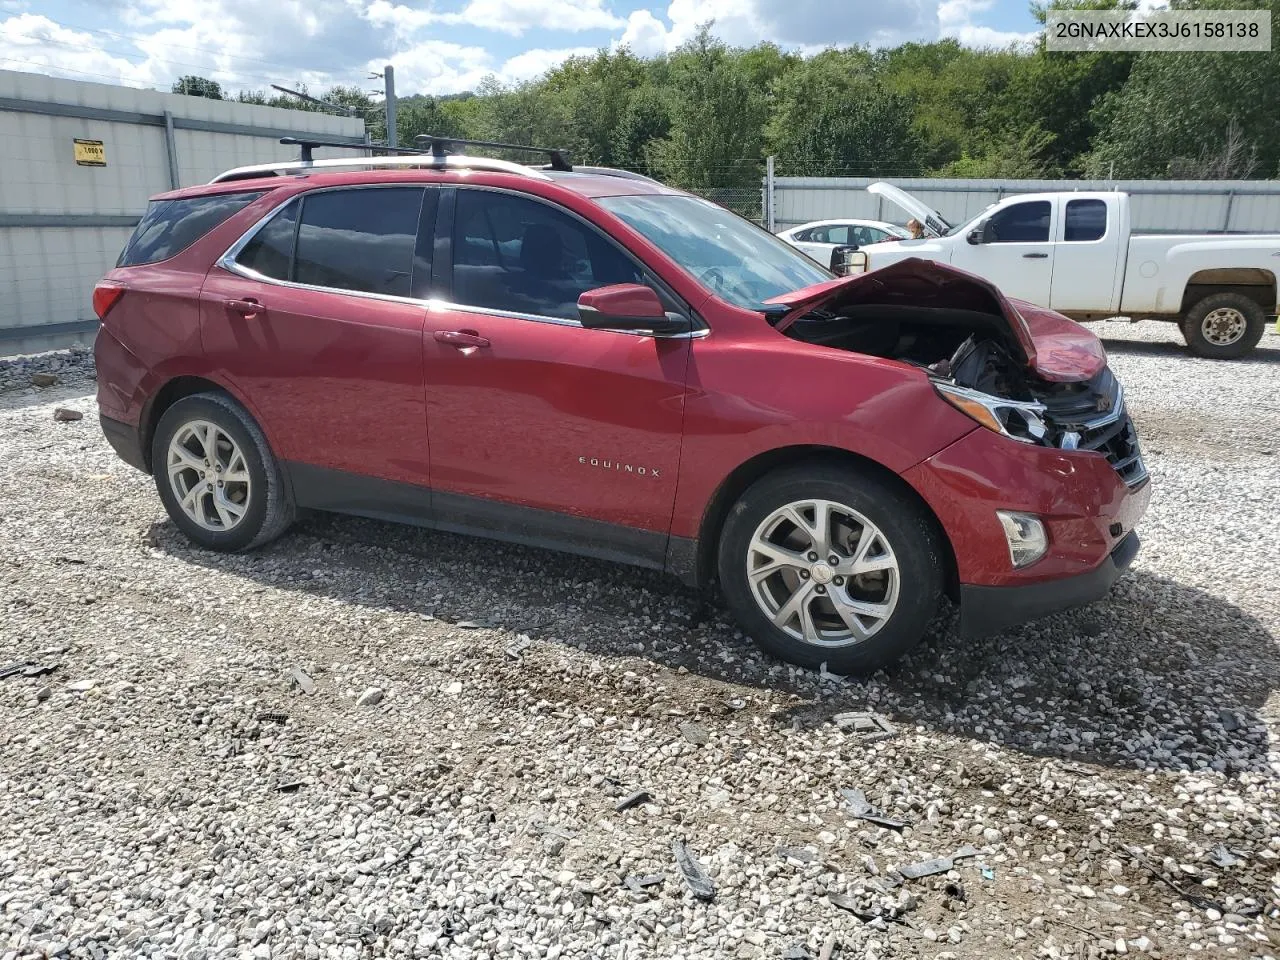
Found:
824,225 -> 851,245
598,194 -> 830,309
451,189 -> 645,320
119,191 -> 261,266
1064,198 -> 1107,242
987,201 -> 1051,244
294,188 -> 425,298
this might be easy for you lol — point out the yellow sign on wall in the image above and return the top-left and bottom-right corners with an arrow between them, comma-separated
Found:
74,139 -> 106,167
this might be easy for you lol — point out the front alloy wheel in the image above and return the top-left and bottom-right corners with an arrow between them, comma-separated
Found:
718,463 -> 944,674
747,499 -> 900,646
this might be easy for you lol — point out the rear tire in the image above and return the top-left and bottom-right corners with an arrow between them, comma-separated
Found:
1180,292 -> 1266,359
717,462 -> 945,674
151,392 -> 294,552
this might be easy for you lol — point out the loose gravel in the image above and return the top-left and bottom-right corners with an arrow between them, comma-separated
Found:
2,324 -> 1279,960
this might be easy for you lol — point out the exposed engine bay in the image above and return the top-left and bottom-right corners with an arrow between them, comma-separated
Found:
781,265 -> 1147,486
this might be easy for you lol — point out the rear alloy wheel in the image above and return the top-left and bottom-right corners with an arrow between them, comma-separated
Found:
718,463 -> 944,673
152,392 -> 294,552
1180,292 -> 1266,359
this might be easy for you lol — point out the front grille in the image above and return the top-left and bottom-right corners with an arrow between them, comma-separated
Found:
1040,369 -> 1148,488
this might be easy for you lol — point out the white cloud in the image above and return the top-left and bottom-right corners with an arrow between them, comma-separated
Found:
383,41 -> 594,94
502,45 -> 596,79
939,0 -> 1037,47
0,14 -> 157,87
364,0 -> 622,37
614,9 -> 667,56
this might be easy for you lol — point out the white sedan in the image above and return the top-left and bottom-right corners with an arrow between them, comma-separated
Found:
777,219 -> 912,267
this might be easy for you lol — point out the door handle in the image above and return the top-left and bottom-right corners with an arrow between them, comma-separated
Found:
434,330 -> 490,349
1022,252 -> 1049,259
224,297 -> 264,318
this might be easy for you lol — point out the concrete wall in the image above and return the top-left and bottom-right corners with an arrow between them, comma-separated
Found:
769,175 -> 1280,235
0,69 -> 365,355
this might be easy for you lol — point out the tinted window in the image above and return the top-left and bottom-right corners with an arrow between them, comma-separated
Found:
452,189 -> 645,320
1064,198 -> 1107,242
987,201 -> 1051,243
294,188 -> 424,297
118,191 -> 261,266
236,201 -> 297,281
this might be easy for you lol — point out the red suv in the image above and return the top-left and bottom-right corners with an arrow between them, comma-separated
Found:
93,139 -> 1150,673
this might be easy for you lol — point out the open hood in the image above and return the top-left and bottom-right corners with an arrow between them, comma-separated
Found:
763,258 -> 1106,383
867,182 -> 952,238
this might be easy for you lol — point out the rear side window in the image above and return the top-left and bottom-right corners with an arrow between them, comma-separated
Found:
1064,198 -> 1107,242
119,192 -> 261,266
294,188 -> 424,298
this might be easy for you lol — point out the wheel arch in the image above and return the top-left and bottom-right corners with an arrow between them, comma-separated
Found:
680,444 -> 959,599
1180,269 -> 1277,314
139,376 -> 234,471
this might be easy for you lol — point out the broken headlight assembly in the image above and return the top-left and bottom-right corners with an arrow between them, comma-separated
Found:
932,381 -> 1049,445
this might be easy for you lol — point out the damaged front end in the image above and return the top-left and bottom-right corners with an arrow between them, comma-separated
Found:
769,258 -> 1148,488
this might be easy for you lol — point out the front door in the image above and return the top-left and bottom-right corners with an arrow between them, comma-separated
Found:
422,186 -> 691,564
951,198 -> 1055,306
201,186 -> 436,487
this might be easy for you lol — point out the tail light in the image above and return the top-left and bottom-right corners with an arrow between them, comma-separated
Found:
93,281 -> 126,320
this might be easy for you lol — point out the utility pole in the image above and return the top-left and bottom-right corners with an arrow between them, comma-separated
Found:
384,65 -> 398,148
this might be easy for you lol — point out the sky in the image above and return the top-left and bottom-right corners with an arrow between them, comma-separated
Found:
0,0 -> 1044,98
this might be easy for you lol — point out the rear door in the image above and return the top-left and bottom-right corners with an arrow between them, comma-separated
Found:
201,186 -> 436,490
420,186 -> 692,564
1048,197 -> 1122,314
950,198 -> 1055,305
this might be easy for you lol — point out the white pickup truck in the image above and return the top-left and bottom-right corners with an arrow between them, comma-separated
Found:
852,182 -> 1280,358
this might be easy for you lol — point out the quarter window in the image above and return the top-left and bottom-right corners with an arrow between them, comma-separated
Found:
987,201 -> 1051,244
236,200 -> 297,281
451,189 -> 645,320
1064,198 -> 1107,242
293,188 -> 425,298
119,191 -> 261,267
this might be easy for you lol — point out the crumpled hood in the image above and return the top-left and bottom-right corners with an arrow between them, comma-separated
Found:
764,257 -> 1106,383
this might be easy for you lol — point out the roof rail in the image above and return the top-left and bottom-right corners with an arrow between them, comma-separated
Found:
571,166 -> 665,186
414,134 -> 572,172
210,150 -> 554,184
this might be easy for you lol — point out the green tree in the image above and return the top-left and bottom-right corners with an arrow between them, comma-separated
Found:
173,76 -> 223,99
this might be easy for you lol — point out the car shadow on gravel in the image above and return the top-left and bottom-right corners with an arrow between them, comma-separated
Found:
154,513 -> 1279,777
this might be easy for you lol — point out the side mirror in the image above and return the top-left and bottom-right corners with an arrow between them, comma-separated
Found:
578,284 -> 691,337
967,220 -> 991,245
830,246 -> 868,276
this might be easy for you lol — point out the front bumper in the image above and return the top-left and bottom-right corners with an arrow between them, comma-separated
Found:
959,531 -> 1139,636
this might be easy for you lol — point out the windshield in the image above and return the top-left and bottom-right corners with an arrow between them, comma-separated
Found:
597,194 -> 831,309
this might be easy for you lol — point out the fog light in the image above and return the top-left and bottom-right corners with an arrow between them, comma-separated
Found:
997,511 -> 1047,568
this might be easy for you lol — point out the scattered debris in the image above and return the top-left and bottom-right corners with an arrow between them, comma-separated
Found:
832,711 -> 896,739
357,687 -> 385,707
53,407 -> 83,422
777,846 -> 819,864
276,781 -> 305,794
52,556 -> 86,565
1114,844 -> 1224,913
623,874 -> 665,893
1,661 -> 59,680
615,790 -> 652,812
840,787 -> 909,830
505,634 -> 533,659
678,722 -> 710,746
455,620 -> 481,630
818,934 -> 838,960
1207,844 -> 1243,868
31,372 -> 58,387
782,946 -> 812,959
897,857 -> 953,880
725,697 -> 747,711
829,894 -> 876,922
288,667 -> 315,695
952,844 -> 980,860
980,866 -> 995,881
256,712 -> 288,725
65,679 -> 97,692
671,840 -> 715,901
944,882 -> 967,903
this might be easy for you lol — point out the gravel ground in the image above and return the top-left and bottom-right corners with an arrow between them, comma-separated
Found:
2,323 -> 1279,960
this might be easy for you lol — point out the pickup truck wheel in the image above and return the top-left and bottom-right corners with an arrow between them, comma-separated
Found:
717,463 -> 944,674
152,392 -> 295,552
1180,292 -> 1266,359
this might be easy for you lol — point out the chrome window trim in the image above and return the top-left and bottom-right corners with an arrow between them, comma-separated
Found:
426,298 -> 709,340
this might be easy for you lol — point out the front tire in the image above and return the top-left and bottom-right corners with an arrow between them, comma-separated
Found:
717,463 -> 945,674
151,392 -> 294,552
1180,292 -> 1266,359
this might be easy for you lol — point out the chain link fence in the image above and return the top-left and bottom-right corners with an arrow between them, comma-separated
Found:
698,186 -> 764,224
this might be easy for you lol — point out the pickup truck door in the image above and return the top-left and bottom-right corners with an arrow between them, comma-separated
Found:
950,198 -> 1055,305
1047,196 -> 1122,314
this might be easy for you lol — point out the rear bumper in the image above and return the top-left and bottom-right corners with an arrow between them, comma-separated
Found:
959,532 -> 1139,637
100,414 -> 147,473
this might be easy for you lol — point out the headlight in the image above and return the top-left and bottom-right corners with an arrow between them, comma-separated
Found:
997,510 -> 1048,568
933,382 -> 1048,444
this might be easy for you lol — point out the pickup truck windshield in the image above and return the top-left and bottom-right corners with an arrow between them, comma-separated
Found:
598,194 -> 831,309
